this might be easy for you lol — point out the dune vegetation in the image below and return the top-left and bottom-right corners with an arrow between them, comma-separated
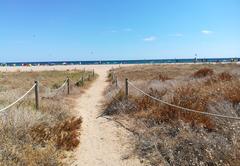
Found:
0,70 -> 96,165
104,63 -> 240,165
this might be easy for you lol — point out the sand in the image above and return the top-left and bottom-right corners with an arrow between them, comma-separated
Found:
71,66 -> 142,166
0,64 -> 127,72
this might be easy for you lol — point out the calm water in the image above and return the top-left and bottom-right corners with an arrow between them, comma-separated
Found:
1,58 -> 239,66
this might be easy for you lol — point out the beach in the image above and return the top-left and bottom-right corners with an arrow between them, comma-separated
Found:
0,64 -> 120,72
0,62 -> 239,72
1,63 -> 240,165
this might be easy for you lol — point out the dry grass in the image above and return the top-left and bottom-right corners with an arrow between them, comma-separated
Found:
0,109 -> 61,165
104,63 -> 240,165
0,70 -> 96,165
31,117 -> 82,151
205,72 -> 236,86
192,68 -> 214,78
114,63 -> 240,80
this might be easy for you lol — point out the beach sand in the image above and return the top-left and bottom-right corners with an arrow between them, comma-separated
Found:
71,65 -> 142,166
0,64 -> 127,72
1,62 -> 238,72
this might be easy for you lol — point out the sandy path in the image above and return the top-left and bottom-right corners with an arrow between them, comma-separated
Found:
72,67 -> 142,166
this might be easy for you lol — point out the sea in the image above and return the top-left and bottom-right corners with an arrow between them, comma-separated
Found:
1,58 -> 239,66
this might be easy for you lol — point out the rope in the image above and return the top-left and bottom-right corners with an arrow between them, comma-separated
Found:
69,78 -> 76,84
69,77 -> 82,85
0,74 -> 82,112
70,74 -> 93,86
56,80 -> 67,91
0,84 -> 36,112
41,80 -> 67,98
69,77 -> 81,86
128,81 -> 240,120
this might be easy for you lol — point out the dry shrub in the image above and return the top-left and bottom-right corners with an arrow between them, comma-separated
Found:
0,142 -> 60,166
0,70 -> 95,164
39,98 -> 69,119
107,70 -> 239,130
205,72 -> 235,85
204,78 -> 240,105
169,85 -> 214,129
154,73 -> 171,81
114,63 -> 239,82
0,109 -> 61,165
133,85 -> 214,129
193,68 -> 214,78
31,117 -> 82,151
104,64 -> 240,165
135,96 -> 153,111
222,80 -> 240,104
103,90 -> 127,115
134,88 -> 167,110
218,72 -> 234,81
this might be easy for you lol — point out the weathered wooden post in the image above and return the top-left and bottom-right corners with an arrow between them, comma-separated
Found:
125,78 -> 128,99
92,69 -> 95,77
112,73 -> 115,83
115,76 -> 118,88
81,76 -> 84,86
67,77 -> 70,95
111,67 -> 114,81
34,80 -> 39,110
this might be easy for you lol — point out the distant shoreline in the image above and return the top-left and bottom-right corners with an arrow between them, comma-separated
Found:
0,58 -> 239,67
0,62 -> 239,73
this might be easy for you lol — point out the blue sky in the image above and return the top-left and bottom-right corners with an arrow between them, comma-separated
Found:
0,0 -> 239,62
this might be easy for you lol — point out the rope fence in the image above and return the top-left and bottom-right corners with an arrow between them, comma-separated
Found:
109,69 -> 240,121
0,70 -> 95,113
126,79 -> 240,120
40,79 -> 68,98
0,84 -> 36,112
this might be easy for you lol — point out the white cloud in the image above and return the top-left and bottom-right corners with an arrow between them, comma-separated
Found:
201,30 -> 213,35
144,36 -> 157,42
123,28 -> 133,32
111,30 -> 117,33
169,33 -> 183,37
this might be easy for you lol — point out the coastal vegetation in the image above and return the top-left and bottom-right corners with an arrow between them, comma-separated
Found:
104,63 -> 240,165
0,70 -> 96,165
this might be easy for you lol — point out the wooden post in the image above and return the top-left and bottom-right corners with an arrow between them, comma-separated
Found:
34,81 -> 39,110
112,73 -> 115,81
111,67 -> 114,80
67,77 -> 70,95
111,72 -> 114,81
81,76 -> 84,86
125,78 -> 128,99
92,69 -> 95,77
115,76 -> 118,87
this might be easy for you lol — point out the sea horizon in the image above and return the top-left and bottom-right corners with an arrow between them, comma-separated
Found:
1,57 -> 239,66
